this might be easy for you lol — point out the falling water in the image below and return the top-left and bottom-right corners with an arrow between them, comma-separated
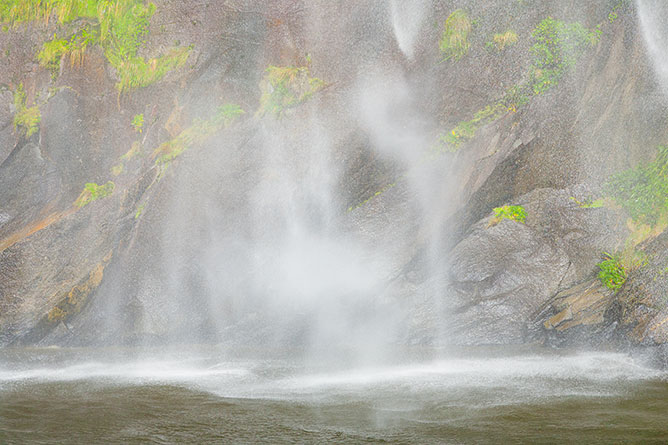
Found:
636,0 -> 668,96
389,0 -> 430,59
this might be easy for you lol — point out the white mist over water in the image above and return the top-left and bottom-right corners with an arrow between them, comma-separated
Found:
1,348 -> 665,405
637,0 -> 668,97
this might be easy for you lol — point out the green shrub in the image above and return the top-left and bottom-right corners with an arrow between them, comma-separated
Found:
489,205 -> 527,226
598,252 -> 626,290
439,9 -> 471,61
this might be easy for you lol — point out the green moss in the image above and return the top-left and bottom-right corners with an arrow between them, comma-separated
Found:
347,182 -> 397,212
598,252 -> 626,291
13,83 -> 41,137
570,197 -> 605,208
74,181 -> 115,207
131,113 -> 144,132
111,163 -> 123,176
529,17 -> 600,95
608,0 -> 631,23
437,103 -> 507,151
489,205 -> 527,226
439,9 -> 471,62
135,203 -> 145,219
257,65 -> 325,116
153,103 -> 244,165
121,140 -> 142,160
605,145 -> 668,225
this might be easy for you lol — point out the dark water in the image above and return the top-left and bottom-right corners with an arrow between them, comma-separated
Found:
1,347 -> 667,444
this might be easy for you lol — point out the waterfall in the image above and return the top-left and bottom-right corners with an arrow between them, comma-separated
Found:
636,0 -> 668,96
389,0 -> 429,59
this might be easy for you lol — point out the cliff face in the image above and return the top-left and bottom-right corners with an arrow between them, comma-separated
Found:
1,0 -> 667,363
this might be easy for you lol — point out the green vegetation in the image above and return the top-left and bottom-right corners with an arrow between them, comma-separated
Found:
3,0 -> 191,93
598,252 -> 626,290
13,83 -> 41,137
608,0 -> 631,23
112,140 -> 142,176
570,197 -> 605,208
528,17 -> 601,95
153,103 -> 244,165
122,140 -> 142,160
605,145 -> 668,225
438,103 -> 507,150
491,30 -> 518,51
37,36 -> 68,72
257,65 -> 325,116
135,203 -> 145,219
132,113 -> 144,132
489,205 -> 527,226
74,181 -> 115,207
439,9 -> 471,61
435,17 -> 599,152
347,182 -> 397,212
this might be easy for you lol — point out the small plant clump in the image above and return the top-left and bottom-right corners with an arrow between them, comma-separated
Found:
492,30 -> 518,51
598,252 -> 626,291
135,203 -> 145,219
438,103 -> 507,150
489,205 -> 527,226
153,103 -> 244,165
74,181 -> 115,208
257,65 -> 325,116
132,113 -> 144,132
608,0 -> 631,23
13,83 -> 41,137
439,9 -> 472,62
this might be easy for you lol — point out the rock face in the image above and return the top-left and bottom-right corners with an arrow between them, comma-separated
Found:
438,187 -> 627,345
1,0 -> 668,368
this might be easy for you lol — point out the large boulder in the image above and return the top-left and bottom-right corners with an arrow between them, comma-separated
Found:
440,187 -> 627,345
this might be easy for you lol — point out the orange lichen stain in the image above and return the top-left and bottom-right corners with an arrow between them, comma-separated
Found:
268,18 -> 283,28
47,306 -> 66,322
66,262 -> 105,306
46,250 -> 113,324
0,208 -> 76,253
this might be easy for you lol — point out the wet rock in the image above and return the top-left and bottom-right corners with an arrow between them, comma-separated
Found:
443,210 -> 570,345
441,187 -> 627,346
614,231 -> 668,349
532,280 -> 618,347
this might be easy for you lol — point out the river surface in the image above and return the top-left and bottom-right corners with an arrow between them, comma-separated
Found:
1,346 -> 667,444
